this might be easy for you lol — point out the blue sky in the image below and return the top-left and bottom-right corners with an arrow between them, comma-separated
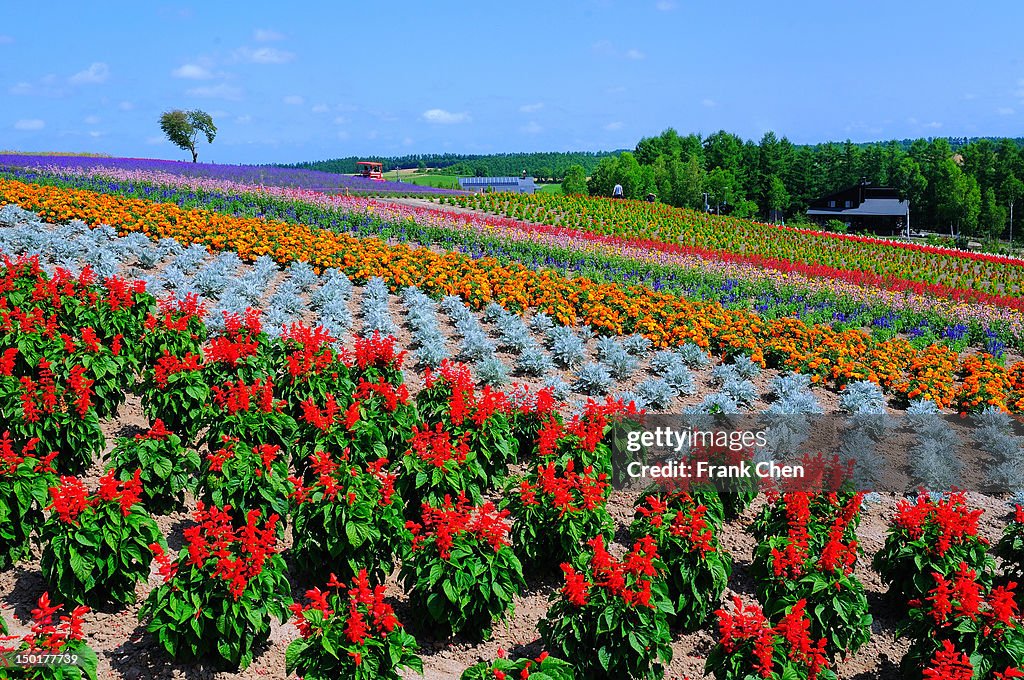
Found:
2,1 -> 1023,164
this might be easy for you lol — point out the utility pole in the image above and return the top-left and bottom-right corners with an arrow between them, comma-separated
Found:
702,192 -> 710,212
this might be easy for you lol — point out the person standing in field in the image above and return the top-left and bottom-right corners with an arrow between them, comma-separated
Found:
612,183 -> 623,199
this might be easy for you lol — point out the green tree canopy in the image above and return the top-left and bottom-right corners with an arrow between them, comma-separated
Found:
159,109 -> 217,163
561,164 -> 588,195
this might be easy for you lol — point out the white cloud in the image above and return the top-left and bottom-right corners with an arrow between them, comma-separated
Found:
69,62 -> 110,85
655,0 -> 676,9
997,106 -> 1015,115
625,48 -> 645,60
172,63 -> 213,79
234,46 -> 295,64
422,108 -> 470,124
604,121 -> 623,131
0,35 -> 13,44
520,121 -> 543,134
84,115 -> 101,125
402,136 -> 414,146
336,130 -> 350,140
235,114 -> 252,124
519,102 -> 544,113
14,119 -> 45,131
311,103 -> 329,113
253,28 -> 285,42
701,98 -> 717,107
333,115 -> 349,125
186,83 -> 242,100
924,121 -> 942,129
283,94 -> 305,105
88,130 -> 103,138
118,101 -> 135,111
10,75 -> 65,97
592,40 -> 615,56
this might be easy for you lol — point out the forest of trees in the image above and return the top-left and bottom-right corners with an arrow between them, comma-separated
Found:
281,151 -> 621,181
579,129 -> 1024,239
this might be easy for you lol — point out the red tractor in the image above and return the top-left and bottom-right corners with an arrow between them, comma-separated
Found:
355,161 -> 384,181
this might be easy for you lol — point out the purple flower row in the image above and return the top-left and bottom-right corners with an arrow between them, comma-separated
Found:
0,154 -> 463,195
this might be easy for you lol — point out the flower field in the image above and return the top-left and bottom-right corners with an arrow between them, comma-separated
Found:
1,166 -> 1024,680
3,161 -> 1022,355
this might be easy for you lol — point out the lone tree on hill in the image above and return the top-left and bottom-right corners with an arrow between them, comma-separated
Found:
159,109 -> 217,163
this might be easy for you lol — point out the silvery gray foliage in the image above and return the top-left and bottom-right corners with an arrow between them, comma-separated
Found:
475,357 -> 509,387
0,204 -> 34,226
269,279 -> 306,315
769,390 -> 823,415
441,295 -> 496,361
192,254 -> 240,298
158,265 -> 189,291
720,378 -> 758,407
459,328 -> 496,362
172,244 -> 209,274
516,345 -> 554,376
360,277 -> 398,337
402,287 -> 450,368
771,373 -> 813,401
600,344 -> 639,381
636,378 -> 674,410
974,406 -> 1024,493
762,420 -> 809,459
910,417 -> 964,492
115,232 -> 154,262
650,350 -> 684,375
286,260 -> 319,289
83,246 -> 121,280
677,342 -> 711,369
317,299 -> 352,334
156,237 -> 185,261
730,355 -> 762,380
838,427 -> 886,490
663,364 -> 696,396
711,364 -> 739,386
905,399 -> 941,429
542,376 -> 572,402
577,325 -> 596,344
685,392 -> 740,415
839,380 -> 887,414
529,312 -> 555,336
482,301 -> 506,323
573,363 -> 613,396
490,307 -> 534,353
595,336 -> 621,360
312,268 -> 353,310
622,334 -> 653,357
548,327 -> 586,369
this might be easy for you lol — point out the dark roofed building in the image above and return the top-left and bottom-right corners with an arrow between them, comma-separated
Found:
806,182 -> 909,235
457,176 -> 537,194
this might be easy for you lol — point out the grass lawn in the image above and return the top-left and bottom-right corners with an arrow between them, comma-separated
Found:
536,183 -> 563,194
386,172 -> 461,190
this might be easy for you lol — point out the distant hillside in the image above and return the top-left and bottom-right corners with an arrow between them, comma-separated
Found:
278,151 -> 625,181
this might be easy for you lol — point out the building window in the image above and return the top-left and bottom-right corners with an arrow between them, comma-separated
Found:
844,200 -> 852,208
827,200 -> 836,208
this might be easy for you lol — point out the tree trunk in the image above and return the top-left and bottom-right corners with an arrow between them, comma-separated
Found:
191,147 -> 198,163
